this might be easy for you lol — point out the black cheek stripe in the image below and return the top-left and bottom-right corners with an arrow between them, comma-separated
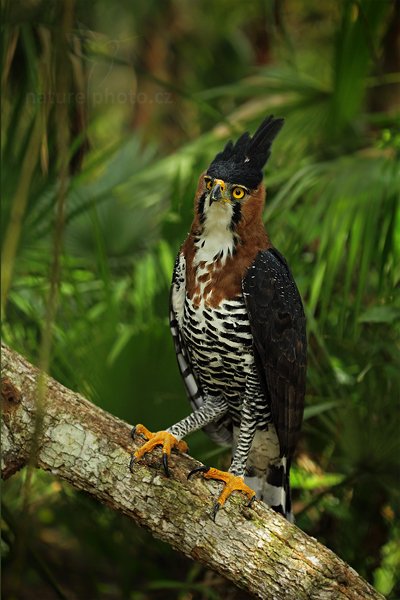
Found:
230,202 -> 242,231
197,192 -> 207,224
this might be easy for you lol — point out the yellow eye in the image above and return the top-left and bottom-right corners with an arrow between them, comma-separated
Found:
205,178 -> 213,190
232,187 -> 245,200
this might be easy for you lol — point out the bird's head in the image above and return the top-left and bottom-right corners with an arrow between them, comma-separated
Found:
196,115 -> 284,231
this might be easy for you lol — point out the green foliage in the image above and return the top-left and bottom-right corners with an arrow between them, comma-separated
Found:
2,0 -> 399,598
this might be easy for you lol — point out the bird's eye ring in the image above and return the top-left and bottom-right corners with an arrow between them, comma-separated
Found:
232,187 -> 245,200
205,177 -> 213,190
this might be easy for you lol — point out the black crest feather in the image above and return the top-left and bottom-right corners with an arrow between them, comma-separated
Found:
207,115 -> 284,189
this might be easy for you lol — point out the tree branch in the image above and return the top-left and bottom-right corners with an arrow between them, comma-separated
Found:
1,342 -> 383,600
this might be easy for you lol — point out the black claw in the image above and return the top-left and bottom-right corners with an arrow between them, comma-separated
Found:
187,465 -> 210,480
248,495 -> 257,508
212,502 -> 220,522
129,454 -> 136,473
162,453 -> 170,478
130,426 -> 136,441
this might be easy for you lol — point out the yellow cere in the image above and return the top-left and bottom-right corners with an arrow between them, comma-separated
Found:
214,178 -> 226,191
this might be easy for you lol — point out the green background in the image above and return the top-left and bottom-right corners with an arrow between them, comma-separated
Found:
2,0 -> 400,598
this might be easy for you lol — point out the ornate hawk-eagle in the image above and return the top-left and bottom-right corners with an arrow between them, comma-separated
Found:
131,116 -> 307,520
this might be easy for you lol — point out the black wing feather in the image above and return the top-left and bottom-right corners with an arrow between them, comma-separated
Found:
243,248 -> 307,458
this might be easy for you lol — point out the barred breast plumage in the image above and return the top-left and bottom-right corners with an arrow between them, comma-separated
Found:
182,293 -> 270,429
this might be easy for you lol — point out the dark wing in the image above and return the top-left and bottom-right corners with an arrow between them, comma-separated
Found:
169,252 -> 232,445
242,248 -> 307,458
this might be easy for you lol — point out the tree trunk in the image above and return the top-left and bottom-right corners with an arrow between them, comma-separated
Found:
1,342 -> 384,600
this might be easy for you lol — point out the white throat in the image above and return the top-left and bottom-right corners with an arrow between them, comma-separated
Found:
194,201 -> 235,266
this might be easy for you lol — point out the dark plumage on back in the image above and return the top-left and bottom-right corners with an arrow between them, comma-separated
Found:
243,248 -> 307,459
207,115 -> 284,189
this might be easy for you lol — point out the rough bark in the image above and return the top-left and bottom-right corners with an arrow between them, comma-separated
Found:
1,342 -> 384,600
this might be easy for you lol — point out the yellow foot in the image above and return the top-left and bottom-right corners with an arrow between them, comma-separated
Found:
188,466 -> 256,520
130,424 -> 188,477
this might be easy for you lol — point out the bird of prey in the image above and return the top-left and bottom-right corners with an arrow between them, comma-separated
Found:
131,116 -> 307,520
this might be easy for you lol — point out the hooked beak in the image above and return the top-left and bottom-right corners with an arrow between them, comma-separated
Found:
210,179 -> 228,204
211,183 -> 222,203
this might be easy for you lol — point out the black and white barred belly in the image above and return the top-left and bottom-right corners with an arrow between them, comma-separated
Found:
181,295 -> 271,429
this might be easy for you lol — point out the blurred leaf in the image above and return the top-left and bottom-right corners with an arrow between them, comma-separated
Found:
304,401 -> 341,420
358,305 -> 400,324
291,469 -> 345,490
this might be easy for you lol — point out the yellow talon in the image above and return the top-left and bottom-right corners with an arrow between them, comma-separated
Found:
131,424 -> 188,477
188,465 -> 256,518
203,468 -> 255,506
133,423 -> 153,441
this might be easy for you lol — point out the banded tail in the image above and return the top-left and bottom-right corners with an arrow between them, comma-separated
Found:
234,426 -> 293,521
245,456 -> 292,521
